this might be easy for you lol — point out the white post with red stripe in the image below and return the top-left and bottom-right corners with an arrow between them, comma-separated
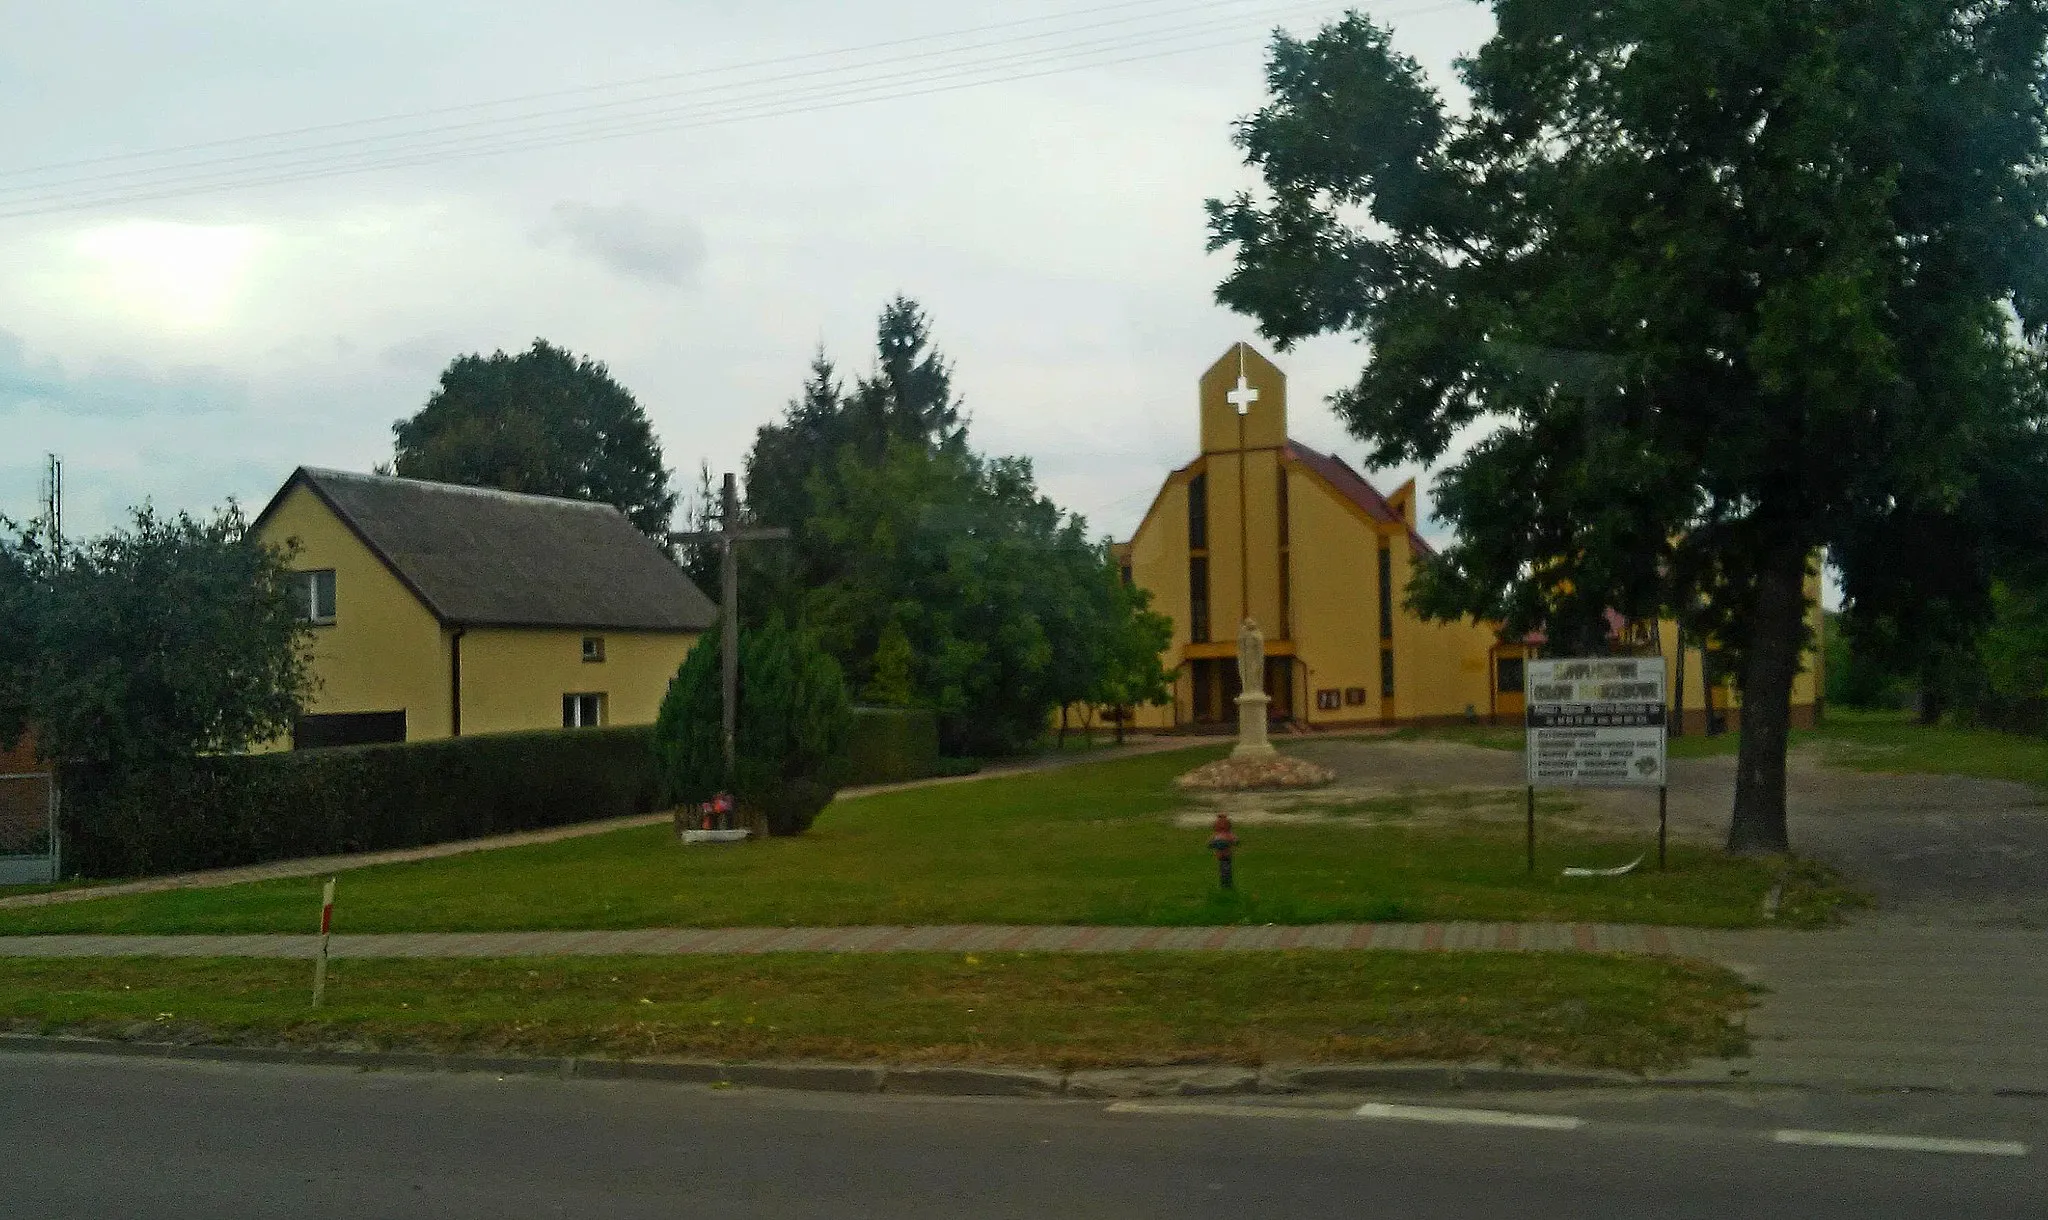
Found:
312,877 -> 336,1008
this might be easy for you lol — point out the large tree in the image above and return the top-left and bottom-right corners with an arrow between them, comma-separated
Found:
1208,2 -> 2048,852
8,505 -> 312,769
393,339 -> 677,539
741,299 -> 1147,755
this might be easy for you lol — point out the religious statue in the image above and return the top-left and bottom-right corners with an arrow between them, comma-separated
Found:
1232,617 -> 1275,758
1237,617 -> 1264,696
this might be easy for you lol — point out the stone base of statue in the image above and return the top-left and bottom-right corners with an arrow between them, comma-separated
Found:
1231,693 -> 1276,759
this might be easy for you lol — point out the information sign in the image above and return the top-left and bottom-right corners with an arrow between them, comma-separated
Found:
1525,656 -> 1667,788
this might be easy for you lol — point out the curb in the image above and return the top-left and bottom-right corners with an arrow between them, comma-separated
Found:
0,1033 -> 1652,1098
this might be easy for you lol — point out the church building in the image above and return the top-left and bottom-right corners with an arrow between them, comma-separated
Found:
1116,344 -> 1824,731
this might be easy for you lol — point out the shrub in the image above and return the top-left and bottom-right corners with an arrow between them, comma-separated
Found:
60,725 -> 661,879
653,619 -> 852,836
839,706 -> 942,786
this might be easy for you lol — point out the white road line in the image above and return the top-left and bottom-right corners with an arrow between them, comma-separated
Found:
1772,1130 -> 2029,1157
1354,1102 -> 1585,1131
1105,1102 -> 1356,1121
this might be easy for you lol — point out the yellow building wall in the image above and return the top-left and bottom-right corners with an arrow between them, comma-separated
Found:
1284,462 -> 1381,722
1127,473 -> 1193,729
458,628 -> 697,736
254,484 -> 449,744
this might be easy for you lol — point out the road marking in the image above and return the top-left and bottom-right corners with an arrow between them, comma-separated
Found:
1772,1130 -> 2028,1157
1106,1102 -> 1355,1121
1354,1102 -> 1585,1131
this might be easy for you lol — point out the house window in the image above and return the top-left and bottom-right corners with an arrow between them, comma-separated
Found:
1497,657 -> 1525,694
1376,544 -> 1393,641
582,636 -> 606,663
1119,563 -> 1133,587
1381,648 -> 1396,699
292,569 -> 337,625
563,693 -> 605,728
1187,473 -> 1208,550
1189,556 -> 1211,643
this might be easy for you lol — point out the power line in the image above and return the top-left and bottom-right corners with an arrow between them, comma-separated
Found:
0,0 -> 1332,202
0,0 -> 1251,181
0,0 -> 1465,220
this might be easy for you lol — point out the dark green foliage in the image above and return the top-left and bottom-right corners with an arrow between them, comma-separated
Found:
839,706 -> 941,786
60,726 -> 661,879
652,620 -> 852,836
740,299 -> 1164,756
1207,1 -> 2048,851
0,522 -> 36,752
1091,574 -> 1177,742
651,625 -> 724,807
392,339 -> 677,540
13,505 -> 311,769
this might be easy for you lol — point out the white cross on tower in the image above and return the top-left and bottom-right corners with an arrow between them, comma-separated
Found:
1227,375 -> 1260,416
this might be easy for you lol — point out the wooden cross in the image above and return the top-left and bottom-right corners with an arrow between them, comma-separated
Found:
669,472 -> 791,770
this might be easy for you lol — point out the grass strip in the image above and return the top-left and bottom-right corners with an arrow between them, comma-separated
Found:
0,951 -> 1751,1074
0,747 -> 1839,935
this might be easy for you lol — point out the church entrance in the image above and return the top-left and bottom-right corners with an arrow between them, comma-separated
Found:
1188,656 -> 1294,726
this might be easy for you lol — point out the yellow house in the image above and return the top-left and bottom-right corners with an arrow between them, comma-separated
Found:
251,467 -> 714,748
1119,344 -> 1823,730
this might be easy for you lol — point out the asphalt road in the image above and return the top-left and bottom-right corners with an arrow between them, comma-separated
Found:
3,1053 -> 2041,1219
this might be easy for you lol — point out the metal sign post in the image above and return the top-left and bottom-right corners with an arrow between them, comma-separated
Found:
1525,656 -> 1670,871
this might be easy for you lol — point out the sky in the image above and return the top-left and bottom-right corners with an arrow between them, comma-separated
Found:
0,0 -> 1495,545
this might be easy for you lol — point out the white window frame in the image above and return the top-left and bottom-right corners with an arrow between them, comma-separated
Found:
582,636 -> 606,663
295,569 -> 336,625
563,692 -> 605,728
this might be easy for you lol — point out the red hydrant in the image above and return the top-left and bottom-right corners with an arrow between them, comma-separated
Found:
1208,813 -> 1239,890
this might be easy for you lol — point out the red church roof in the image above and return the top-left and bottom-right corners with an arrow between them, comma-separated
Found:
1285,441 -> 1434,556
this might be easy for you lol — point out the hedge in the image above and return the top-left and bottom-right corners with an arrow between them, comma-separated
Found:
60,726 -> 661,879
838,706 -> 943,787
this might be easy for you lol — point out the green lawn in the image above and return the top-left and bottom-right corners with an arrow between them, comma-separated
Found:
1405,708 -> 2048,786
0,951 -> 1750,1073
0,746 -> 1849,935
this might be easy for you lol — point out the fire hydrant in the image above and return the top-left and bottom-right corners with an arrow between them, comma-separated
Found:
1208,813 -> 1239,890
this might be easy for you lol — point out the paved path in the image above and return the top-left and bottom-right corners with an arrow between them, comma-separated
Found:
0,737 -> 1204,913
0,920 -> 1719,959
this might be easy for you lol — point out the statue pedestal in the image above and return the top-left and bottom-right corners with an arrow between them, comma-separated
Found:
1231,693 -> 1276,758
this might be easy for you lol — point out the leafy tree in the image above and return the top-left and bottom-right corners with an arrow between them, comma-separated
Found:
653,617 -> 851,836
14,505 -> 312,769
862,620 -> 917,706
1207,3 -> 2048,853
393,339 -> 677,540
0,521 -> 39,750
1092,574 -> 1177,744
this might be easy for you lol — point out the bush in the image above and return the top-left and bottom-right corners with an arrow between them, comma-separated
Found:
839,706 -> 942,786
60,726 -> 661,879
654,620 -> 852,836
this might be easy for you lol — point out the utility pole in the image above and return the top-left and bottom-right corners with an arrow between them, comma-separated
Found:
40,453 -> 62,553
669,473 -> 791,770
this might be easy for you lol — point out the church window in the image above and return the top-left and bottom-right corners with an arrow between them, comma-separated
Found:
1381,648 -> 1396,699
1497,657 -> 1525,694
1189,557 -> 1211,643
1377,544 -> 1394,641
1188,473 -> 1208,550
1277,468 -> 1290,547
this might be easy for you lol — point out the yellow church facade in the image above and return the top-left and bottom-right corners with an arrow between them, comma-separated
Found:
1118,345 -> 1823,731
252,468 -> 714,749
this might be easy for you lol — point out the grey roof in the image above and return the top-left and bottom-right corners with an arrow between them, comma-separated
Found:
256,467 -> 716,632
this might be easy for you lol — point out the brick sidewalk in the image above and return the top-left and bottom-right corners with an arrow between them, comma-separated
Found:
0,921 -> 1732,959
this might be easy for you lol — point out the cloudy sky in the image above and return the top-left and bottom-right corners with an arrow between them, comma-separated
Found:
0,0 -> 1492,544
